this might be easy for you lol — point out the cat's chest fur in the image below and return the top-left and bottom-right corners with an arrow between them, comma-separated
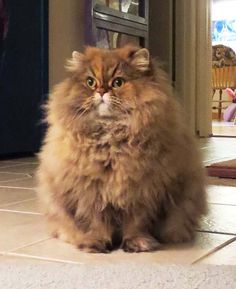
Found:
72,122 -> 145,206
46,120 -> 150,207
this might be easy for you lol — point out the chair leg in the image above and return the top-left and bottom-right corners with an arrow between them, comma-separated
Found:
212,89 -> 216,98
218,89 -> 223,120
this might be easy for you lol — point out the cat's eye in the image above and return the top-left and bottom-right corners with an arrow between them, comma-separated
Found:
86,77 -> 97,89
112,77 -> 125,88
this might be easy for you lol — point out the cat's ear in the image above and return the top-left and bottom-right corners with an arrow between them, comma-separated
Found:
130,48 -> 150,72
65,51 -> 84,72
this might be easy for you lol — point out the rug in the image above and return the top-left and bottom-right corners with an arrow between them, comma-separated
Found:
0,263 -> 236,289
206,159 -> 236,179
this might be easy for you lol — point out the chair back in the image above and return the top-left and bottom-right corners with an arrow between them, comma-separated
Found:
212,66 -> 236,90
212,44 -> 236,90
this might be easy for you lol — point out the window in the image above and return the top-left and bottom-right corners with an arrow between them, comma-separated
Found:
212,0 -> 236,51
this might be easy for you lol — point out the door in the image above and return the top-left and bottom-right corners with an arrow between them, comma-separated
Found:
0,0 -> 48,156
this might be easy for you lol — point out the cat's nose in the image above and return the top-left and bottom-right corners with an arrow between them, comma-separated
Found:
97,88 -> 105,96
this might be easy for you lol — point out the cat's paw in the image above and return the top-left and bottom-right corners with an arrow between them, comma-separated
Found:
78,240 -> 113,253
52,229 -> 77,245
122,235 -> 161,253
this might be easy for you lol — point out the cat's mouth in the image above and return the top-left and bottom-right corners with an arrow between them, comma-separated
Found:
93,92 -> 113,118
97,102 -> 112,117
92,92 -> 130,119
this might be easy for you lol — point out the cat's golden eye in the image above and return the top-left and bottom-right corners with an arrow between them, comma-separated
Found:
86,77 -> 97,89
112,77 -> 125,88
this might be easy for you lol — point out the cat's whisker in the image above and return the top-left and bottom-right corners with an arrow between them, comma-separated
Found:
110,97 -> 122,104
75,106 -> 91,120
109,101 -> 130,115
109,97 -> 131,114
110,98 -> 131,113
71,102 -> 93,122
77,107 -> 90,120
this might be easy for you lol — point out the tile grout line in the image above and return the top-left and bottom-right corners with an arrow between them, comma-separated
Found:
6,237 -> 52,254
208,202 -> 236,207
0,185 -> 35,190
0,171 -> 33,176
0,209 -> 42,215
0,177 -> 33,184
0,198 -> 37,208
0,164 -> 38,170
196,229 -> 236,236
1,161 -> 38,165
191,236 -> 236,265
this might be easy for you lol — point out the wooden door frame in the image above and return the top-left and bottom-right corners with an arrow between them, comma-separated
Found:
174,0 -> 212,137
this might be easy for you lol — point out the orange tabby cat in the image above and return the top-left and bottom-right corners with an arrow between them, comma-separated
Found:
37,45 -> 207,253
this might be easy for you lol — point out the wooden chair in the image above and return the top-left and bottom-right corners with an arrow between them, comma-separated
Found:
212,66 -> 236,120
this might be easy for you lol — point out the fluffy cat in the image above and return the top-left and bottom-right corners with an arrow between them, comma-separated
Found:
37,45 -> 207,253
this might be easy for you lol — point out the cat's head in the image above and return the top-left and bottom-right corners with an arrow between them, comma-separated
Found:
65,45 -> 153,120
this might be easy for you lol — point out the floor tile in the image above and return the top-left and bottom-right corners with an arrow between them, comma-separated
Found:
0,161 -> 23,169
11,232 -> 232,265
0,187 -> 36,207
0,211 -> 48,252
199,239 -> 236,265
212,120 -> 236,137
0,199 -> 41,214
0,176 -> 36,189
3,156 -> 38,164
0,139 -> 235,267
207,185 -> 236,205
200,204 -> 236,235
199,137 -> 236,164
0,172 -> 29,182
204,157 -> 234,166
0,163 -> 38,174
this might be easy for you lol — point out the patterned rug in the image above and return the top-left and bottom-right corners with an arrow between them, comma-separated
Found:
206,159 -> 236,179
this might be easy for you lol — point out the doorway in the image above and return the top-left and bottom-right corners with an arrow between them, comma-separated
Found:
0,0 -> 48,156
211,0 -> 236,137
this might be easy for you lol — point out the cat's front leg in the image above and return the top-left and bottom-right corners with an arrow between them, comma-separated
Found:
74,217 -> 114,253
46,209 -> 85,247
122,211 -> 161,253
46,204 -> 113,253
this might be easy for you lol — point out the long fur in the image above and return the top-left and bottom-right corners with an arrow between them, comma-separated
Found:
37,46 -> 207,253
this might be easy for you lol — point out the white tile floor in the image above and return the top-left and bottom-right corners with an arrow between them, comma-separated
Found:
212,120 -> 236,136
0,137 -> 236,265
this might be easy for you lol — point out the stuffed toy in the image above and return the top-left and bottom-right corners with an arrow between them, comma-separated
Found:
223,88 -> 236,123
